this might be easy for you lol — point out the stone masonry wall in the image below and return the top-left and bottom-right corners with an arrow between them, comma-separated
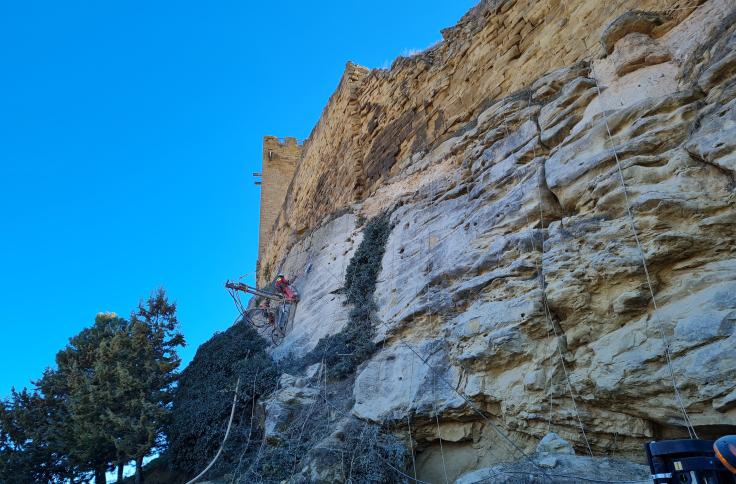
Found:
257,136 -> 302,269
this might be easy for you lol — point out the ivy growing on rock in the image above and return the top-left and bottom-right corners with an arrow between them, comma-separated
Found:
300,211 -> 392,379
166,212 -> 394,481
166,320 -> 279,480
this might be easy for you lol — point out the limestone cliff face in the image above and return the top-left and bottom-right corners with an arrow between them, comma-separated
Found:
259,1 -> 736,481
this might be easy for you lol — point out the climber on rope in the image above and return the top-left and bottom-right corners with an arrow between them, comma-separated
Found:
274,273 -> 299,303
224,274 -> 299,344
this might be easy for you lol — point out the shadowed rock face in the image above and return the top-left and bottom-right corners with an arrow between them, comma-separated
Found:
257,1 -> 736,482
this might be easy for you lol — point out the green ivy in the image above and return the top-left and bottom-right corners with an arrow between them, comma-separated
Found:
165,320 -> 279,480
300,212 -> 392,379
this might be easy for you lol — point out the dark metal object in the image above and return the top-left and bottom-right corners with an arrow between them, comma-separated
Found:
645,439 -> 736,483
225,280 -> 293,345
225,281 -> 284,302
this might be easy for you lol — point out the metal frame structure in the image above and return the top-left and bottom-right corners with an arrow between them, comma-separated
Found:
225,280 -> 294,345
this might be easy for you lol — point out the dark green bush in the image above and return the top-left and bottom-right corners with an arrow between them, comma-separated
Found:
300,212 -> 392,379
166,320 -> 278,480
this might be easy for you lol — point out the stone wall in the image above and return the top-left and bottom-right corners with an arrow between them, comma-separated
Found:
257,136 -> 302,269
257,0 -> 707,282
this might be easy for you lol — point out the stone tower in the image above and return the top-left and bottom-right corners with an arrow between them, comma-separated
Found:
256,136 -> 302,269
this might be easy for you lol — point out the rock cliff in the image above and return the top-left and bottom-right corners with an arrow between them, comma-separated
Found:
256,0 -> 736,482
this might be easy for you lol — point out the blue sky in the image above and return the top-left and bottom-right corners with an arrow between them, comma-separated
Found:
0,0 -> 477,397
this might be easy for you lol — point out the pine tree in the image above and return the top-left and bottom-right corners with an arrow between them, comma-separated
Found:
58,312 -> 128,483
0,381 -> 77,483
125,288 -> 185,483
1,290 -> 184,483
87,289 -> 184,484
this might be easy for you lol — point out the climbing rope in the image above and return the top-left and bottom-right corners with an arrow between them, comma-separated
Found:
582,38 -> 699,439
497,94 -> 595,457
500,105 -> 559,436
526,88 -> 595,456
230,371 -> 262,483
406,350 -> 418,480
425,234 -> 450,484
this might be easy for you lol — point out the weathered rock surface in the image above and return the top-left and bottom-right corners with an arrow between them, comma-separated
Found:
537,432 -> 575,455
262,373 -> 321,443
255,1 -> 736,482
257,0 -> 723,282
269,213 -> 362,360
455,453 -> 650,484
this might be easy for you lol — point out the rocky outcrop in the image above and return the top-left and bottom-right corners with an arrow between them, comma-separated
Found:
257,0 -> 713,284
255,0 -> 736,482
456,454 -> 650,484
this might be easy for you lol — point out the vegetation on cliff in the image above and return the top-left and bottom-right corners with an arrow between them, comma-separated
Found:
298,212 -> 392,379
166,319 -> 278,480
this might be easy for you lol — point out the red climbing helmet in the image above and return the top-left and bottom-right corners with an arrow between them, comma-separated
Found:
714,435 -> 736,474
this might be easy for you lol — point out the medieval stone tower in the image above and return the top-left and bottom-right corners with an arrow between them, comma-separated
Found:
256,136 -> 302,269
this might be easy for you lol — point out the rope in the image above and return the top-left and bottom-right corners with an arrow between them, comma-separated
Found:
407,352 -> 418,480
502,102 -> 557,434
500,97 -> 591,454
185,377 -> 241,484
230,372 -> 261,483
526,88 -> 594,456
431,355 -> 450,484
584,42 -> 699,439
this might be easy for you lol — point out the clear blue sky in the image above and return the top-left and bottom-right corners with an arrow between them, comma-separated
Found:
0,0 -> 477,397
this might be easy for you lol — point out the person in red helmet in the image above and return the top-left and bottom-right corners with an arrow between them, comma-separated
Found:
274,273 -> 299,303
715,435 -> 736,475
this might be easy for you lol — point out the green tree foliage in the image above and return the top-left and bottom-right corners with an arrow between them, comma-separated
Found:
166,319 -> 278,480
58,312 -> 128,483
125,289 -> 185,483
0,381 -> 78,483
300,212 -> 392,379
0,289 -> 184,484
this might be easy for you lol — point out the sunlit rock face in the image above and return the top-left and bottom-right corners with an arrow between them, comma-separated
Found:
256,1 -> 736,481
269,212 -> 362,361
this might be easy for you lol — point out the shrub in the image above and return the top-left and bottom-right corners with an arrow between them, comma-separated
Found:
166,320 -> 279,480
242,417 -> 408,484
